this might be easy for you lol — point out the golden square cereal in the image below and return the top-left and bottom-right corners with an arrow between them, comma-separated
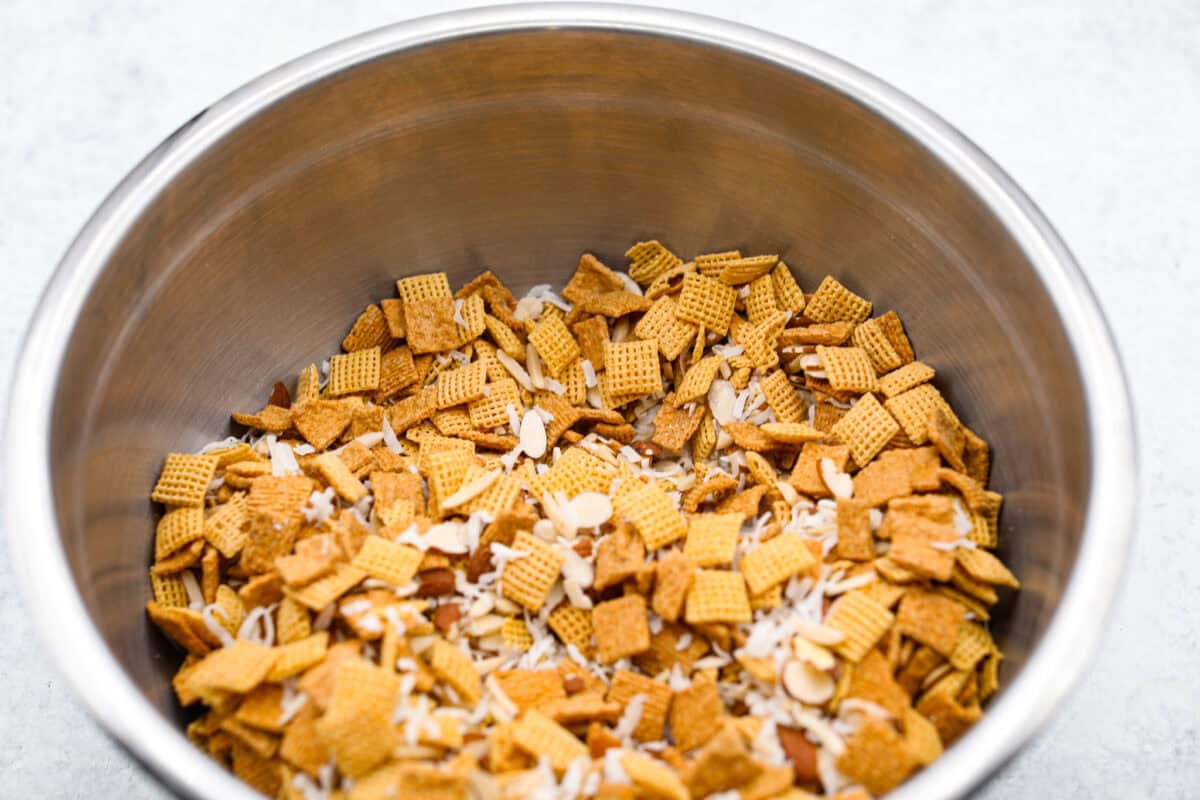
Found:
613,481 -> 686,551
831,393 -> 900,466
342,304 -> 391,352
950,622 -> 994,671
546,691 -> 622,726
897,589 -> 966,657
316,661 -> 401,777
547,604 -> 595,657
230,404 -> 291,433
529,446 -> 615,498
151,539 -> 204,575
928,405 -> 967,472
432,406 -> 472,436
956,547 -> 1020,589
203,496 -> 250,563
436,359 -> 488,408
683,512 -> 742,567
692,410 -> 717,461
151,453 -> 218,508
685,569 -> 752,624
676,355 -> 722,404
845,649 -> 910,719
483,312 -> 525,360
352,536 -> 423,587
592,594 -> 651,663
884,383 -> 957,445
405,297 -> 461,354
328,347 -> 381,396
246,474 -> 312,522
387,386 -> 439,434
626,240 -> 683,285
682,722 -> 762,798
187,639 -> 277,694
836,498 -> 875,561
459,466 -> 521,517
501,617 -> 534,651
815,346 -> 878,393
563,253 -> 626,303
825,590 -> 895,662
852,316 -> 903,373
571,315 -> 610,368
267,631 -> 329,681
876,310 -> 915,364
467,378 -> 521,429
749,583 -> 783,610
473,338 -> 508,383
694,249 -> 741,277
285,563 -> 366,610
603,339 -> 663,398
155,507 -> 205,561
878,361 -> 935,398
426,638 -> 482,704
512,710 -> 589,773
759,369 -> 806,423
149,569 -> 190,609
380,296 -> 407,339
275,596 -> 310,645
651,395 -> 705,453
375,346 -> 418,401
293,399 -> 353,449
456,293 -> 487,345
741,534 -> 816,596
580,290 -> 652,318
805,275 -> 872,324
529,315 -> 581,378
423,448 -> 472,517
789,442 -> 851,497
903,706 -> 944,767
312,452 -> 367,503
607,669 -> 672,741
677,272 -> 737,335
500,530 -> 565,612
835,717 -> 916,796
234,684 -> 286,733
494,669 -> 567,712
621,753 -> 688,800
669,673 -> 725,752
888,513 -> 957,581
718,254 -> 778,285
745,274 -> 779,324
559,358 -> 588,405
770,262 -> 807,314
397,272 -> 452,303
633,296 -> 697,360
594,523 -> 646,591
811,402 -> 847,433
741,310 -> 789,369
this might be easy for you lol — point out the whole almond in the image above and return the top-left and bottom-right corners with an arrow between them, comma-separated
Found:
776,725 -> 818,781
269,381 -> 291,409
415,568 -> 456,597
433,602 -> 463,632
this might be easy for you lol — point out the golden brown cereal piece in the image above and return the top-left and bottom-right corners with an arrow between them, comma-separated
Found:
685,569 -> 751,624
718,254 -> 778,285
835,498 -> 874,561
593,523 -> 645,590
146,602 -> 210,655
315,661 -> 400,778
466,378 -> 521,430
770,262 -> 807,314
876,310 -> 915,364
885,383 -> 956,445
530,446 -> 615,498
825,589 -> 895,662
845,649 -> 911,719
677,272 -> 737,335
887,513 -> 958,581
683,512 -> 742,567
619,752 -> 688,800
897,589 -> 966,657
626,240 -> 684,285
459,467 -> 521,518
293,399 -> 353,449
745,274 -> 780,323
547,604 -> 595,657
651,395 -> 705,453
956,547 -> 1020,589
436,359 -> 488,408
603,338 -> 663,398
379,297 -> 407,340
186,639 -> 277,695
388,386 -> 439,434
456,293 -> 488,345
950,622 -> 995,671
529,314 -> 582,378
404,297 -> 460,354
852,316 -> 904,373
328,347 -> 382,396
815,346 -> 878,393
683,721 -> 763,798
878,360 -> 935,398
592,594 -> 651,663
580,290 -> 652,318
342,304 -> 391,352
500,617 -> 534,652
759,369 -> 806,423
779,323 -> 854,349
231,404 -> 292,433
675,355 -> 722,405
903,705 -> 944,767
571,315 -> 610,369
151,453 -> 218,508
928,405 -> 967,472
613,481 -> 687,551
916,689 -> 982,746
647,551 -> 692,624
694,249 -> 742,277
500,530 -> 565,612
563,253 -> 626,303
607,669 -> 673,741
274,596 -> 310,645
831,393 -> 901,467
374,346 -> 419,401
352,536 -> 423,587
285,563 -> 366,610
426,638 -> 482,704
432,406 -> 472,436
757,422 -> 823,446
721,421 -> 779,453
811,402 -> 846,433
512,710 -> 589,773
155,507 -> 205,561
397,272 -> 452,303
312,452 -> 367,503
835,717 -> 916,796
633,295 -> 697,360
266,631 -> 329,681
805,275 -> 872,324
740,534 -> 816,596
789,442 -> 851,497
669,672 -> 725,752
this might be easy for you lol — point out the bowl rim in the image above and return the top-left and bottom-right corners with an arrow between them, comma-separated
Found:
5,4 -> 1136,799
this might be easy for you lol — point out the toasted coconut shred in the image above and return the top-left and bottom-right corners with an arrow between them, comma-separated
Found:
146,244 -> 1017,799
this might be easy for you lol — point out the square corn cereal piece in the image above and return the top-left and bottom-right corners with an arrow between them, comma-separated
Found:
293,399 -> 353,449
669,673 -> 725,752
685,569 -> 752,625
621,753 -> 689,800
740,533 -> 816,596
878,361 -> 935,398
759,369 -> 806,423
692,411 -> 717,461
267,631 -> 330,681
956,547 -> 1019,589
531,446 -> 615,498
613,481 -> 686,551
512,710 -> 589,774
494,669 -> 567,712
651,395 -> 705,453
204,493 -> 248,558
831,393 -> 900,467
405,297 -> 461,354
683,512 -> 742,567
397,272 -> 452,303
825,590 -> 895,662
835,498 -> 874,561
903,706 -> 944,767
501,617 -> 534,651
456,293 -> 487,345
548,604 -> 595,657
437,359 -> 488,408
285,563 -> 366,610
789,442 -> 851,497
770,261 -> 807,314
676,355 -> 722,405
312,452 -> 367,503
571,314 -> 610,368
845,649 -> 910,719
677,273 -> 737,336
327,347 -> 381,396
884,383 -> 956,445
460,467 -> 521,517
594,523 -> 646,591
745,274 -> 779,323
950,622 -> 994,671
316,661 -> 401,777
426,638 -> 482,704
483,313 -> 525,360
380,297 -> 407,339
424,448 -> 472,517
529,314 -> 581,378
234,684 -> 287,733
835,717 -> 917,796
187,639 -> 277,694
592,594 -> 651,663
432,406 -> 472,436
626,240 -> 683,285
149,569 -> 191,609
896,589 -> 965,657
500,530 -> 565,612
155,507 -> 205,561
468,378 -> 521,429
607,669 -> 672,741
579,290 -> 652,319
376,346 -> 419,400
876,310 -> 915,364
887,513 -> 957,581
682,722 -> 762,798
352,535 -> 423,587
815,346 -> 878,393
634,296 -> 697,360
247,473 -> 313,522
603,339 -> 663,398
564,253 -> 626,303
718,254 -> 778,285
152,453 -> 218,508
750,583 -> 783,610
291,363 -> 322,409
275,596 -> 310,645
387,386 -> 439,434
805,275 -> 872,324
852,317 -> 903,374
342,304 -> 391,352
694,249 -> 741,277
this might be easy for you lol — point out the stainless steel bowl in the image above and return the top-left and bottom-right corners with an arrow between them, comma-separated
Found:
6,5 -> 1134,798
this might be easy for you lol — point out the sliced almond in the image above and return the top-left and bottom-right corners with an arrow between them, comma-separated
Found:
782,659 -> 835,705
568,492 -> 613,528
422,522 -> 469,555
819,457 -> 853,499
792,620 -> 847,647
791,635 -> 836,671
440,468 -> 502,510
520,409 -> 547,458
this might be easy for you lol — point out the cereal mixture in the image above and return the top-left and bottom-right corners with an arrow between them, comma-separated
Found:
146,242 -> 1019,799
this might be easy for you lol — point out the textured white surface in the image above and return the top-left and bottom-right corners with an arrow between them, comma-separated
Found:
1,0 -> 1197,796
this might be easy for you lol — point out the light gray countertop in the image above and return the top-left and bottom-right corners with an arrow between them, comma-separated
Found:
2,1 -> 1197,797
